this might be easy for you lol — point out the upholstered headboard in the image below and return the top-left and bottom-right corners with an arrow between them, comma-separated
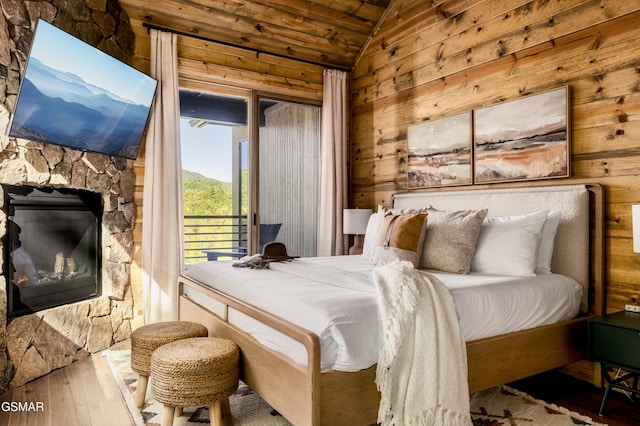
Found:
392,184 -> 603,313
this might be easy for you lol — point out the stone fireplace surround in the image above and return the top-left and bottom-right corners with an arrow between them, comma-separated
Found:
0,1 -> 138,392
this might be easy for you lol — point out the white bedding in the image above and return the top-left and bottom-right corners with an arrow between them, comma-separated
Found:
182,254 -> 582,373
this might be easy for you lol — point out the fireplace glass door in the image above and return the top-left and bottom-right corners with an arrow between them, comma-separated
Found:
4,185 -> 102,317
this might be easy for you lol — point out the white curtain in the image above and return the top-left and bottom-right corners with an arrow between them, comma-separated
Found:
141,29 -> 183,323
317,69 -> 349,256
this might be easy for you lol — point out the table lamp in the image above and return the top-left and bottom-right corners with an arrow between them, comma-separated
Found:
343,208 -> 372,255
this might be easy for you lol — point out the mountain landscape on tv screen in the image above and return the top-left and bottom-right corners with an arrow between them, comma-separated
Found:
10,57 -> 152,159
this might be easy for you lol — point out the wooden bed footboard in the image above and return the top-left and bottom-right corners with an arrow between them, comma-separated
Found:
178,276 -> 324,426
179,275 -> 381,425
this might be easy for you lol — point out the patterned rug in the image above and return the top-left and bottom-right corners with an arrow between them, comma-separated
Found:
469,386 -> 607,426
104,349 -> 607,426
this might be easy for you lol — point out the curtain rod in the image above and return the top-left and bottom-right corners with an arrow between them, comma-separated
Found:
142,22 -> 350,72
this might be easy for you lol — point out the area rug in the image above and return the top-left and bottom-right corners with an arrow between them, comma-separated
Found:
105,349 -> 607,426
469,385 -> 607,426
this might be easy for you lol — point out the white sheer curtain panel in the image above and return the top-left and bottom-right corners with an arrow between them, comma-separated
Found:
317,69 -> 349,256
141,29 -> 183,323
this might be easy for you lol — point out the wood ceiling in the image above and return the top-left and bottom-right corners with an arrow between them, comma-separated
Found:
119,0 -> 394,70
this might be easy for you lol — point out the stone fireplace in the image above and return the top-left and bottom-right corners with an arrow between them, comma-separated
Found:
0,1 -> 138,392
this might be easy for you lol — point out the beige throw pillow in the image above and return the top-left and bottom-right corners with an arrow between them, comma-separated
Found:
373,211 -> 427,268
420,207 -> 487,274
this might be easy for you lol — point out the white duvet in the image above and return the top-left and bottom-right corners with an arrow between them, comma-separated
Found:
183,255 -> 581,373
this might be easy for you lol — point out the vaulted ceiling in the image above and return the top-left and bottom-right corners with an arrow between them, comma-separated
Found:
119,0 -> 394,70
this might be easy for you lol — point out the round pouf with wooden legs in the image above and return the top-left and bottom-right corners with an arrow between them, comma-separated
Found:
151,337 -> 240,426
130,321 -> 209,409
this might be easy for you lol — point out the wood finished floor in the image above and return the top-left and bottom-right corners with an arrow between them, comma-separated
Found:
0,343 -> 638,425
0,341 -> 134,426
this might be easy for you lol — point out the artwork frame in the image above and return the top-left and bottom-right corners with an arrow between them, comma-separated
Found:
473,86 -> 570,184
407,111 -> 473,188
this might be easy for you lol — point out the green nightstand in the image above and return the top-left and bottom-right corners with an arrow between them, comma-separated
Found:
588,310 -> 640,415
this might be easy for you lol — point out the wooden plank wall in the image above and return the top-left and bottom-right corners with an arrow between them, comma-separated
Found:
126,21 -> 324,323
350,0 -> 640,314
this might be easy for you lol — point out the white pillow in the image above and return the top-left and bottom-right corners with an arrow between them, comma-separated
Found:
362,212 -> 379,259
471,210 -> 548,276
536,210 -> 561,274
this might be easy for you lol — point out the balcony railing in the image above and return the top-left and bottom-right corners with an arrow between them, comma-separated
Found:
184,215 -> 247,265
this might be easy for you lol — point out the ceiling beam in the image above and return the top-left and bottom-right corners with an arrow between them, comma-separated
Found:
143,22 -> 351,72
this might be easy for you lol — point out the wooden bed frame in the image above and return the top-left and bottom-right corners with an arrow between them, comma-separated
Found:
178,182 -> 605,426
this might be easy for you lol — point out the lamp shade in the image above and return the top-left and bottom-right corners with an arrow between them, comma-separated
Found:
633,205 -> 640,254
343,208 -> 373,235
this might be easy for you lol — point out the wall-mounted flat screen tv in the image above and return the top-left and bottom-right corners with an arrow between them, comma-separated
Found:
8,19 -> 157,160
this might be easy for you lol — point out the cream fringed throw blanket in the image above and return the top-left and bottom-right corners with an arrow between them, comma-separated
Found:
373,261 -> 472,426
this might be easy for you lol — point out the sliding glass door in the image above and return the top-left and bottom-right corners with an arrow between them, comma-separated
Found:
179,87 -> 321,265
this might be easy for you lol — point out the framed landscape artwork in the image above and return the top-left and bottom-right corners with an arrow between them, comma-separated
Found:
473,86 -> 570,184
407,111 -> 472,188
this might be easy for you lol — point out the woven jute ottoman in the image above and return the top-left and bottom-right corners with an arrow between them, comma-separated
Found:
131,321 -> 208,408
151,337 -> 240,426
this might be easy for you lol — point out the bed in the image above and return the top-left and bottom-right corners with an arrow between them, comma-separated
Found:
177,182 -> 605,426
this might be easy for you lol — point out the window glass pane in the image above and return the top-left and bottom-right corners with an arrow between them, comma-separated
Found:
180,90 -> 248,265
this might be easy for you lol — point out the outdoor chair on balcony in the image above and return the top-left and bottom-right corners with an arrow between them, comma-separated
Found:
203,223 -> 282,261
